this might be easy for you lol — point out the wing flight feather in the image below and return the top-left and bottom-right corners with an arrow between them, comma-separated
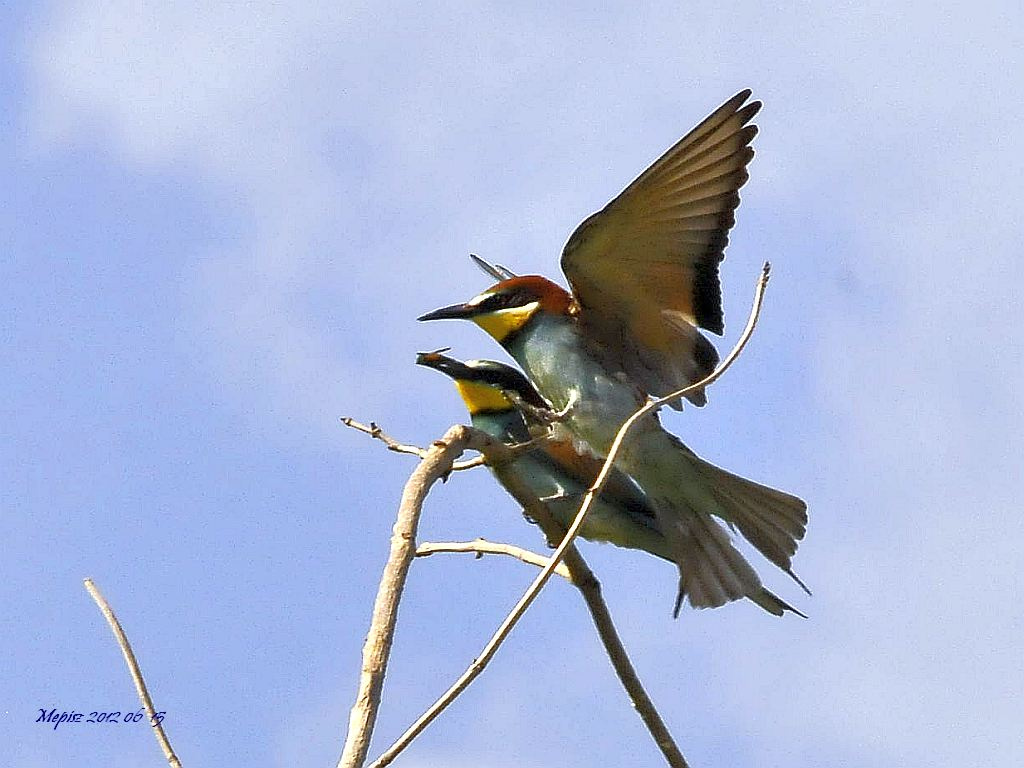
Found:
560,90 -> 761,406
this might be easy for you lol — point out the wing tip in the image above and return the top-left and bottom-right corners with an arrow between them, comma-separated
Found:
727,89 -> 761,117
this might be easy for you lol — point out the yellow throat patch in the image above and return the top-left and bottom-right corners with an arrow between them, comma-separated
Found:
454,379 -> 513,414
471,301 -> 540,342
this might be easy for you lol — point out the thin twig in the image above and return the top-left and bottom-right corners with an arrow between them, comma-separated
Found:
342,417 -> 547,471
341,418 -> 485,470
371,263 -> 771,768
416,539 -> 574,580
83,579 -> 182,768
337,425 -> 477,768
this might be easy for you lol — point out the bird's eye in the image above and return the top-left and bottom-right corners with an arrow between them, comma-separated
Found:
487,289 -> 532,311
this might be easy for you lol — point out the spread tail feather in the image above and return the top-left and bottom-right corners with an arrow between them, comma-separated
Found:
652,500 -> 763,616
750,586 -> 808,618
639,513 -> 806,618
622,429 -> 810,615
681,446 -> 810,594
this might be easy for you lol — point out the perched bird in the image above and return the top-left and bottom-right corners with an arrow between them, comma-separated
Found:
416,351 -> 803,617
418,90 -> 809,614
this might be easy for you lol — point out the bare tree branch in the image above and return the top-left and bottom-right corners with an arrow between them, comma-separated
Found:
341,418 -> 486,470
416,539 -> 574,580
420,531 -> 690,766
566,555 -> 689,767
83,579 -> 181,768
341,417 -> 548,472
371,456 -> 693,768
338,424 -> 484,768
348,419 -> 688,767
371,262 -> 771,768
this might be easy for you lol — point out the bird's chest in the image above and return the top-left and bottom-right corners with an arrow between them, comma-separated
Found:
513,320 -> 645,452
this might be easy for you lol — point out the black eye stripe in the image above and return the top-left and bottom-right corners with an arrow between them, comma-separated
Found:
482,288 -> 535,311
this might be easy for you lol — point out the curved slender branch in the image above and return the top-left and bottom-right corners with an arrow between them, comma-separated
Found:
416,539 -> 573,580
83,579 -> 181,768
372,263 -> 771,768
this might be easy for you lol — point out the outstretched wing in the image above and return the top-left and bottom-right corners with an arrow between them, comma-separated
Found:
560,90 -> 760,406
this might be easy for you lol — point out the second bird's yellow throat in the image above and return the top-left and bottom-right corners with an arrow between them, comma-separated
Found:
454,379 -> 513,415
471,301 -> 540,343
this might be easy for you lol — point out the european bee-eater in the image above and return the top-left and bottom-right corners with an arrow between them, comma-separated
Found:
416,351 -> 803,617
418,90 -> 808,613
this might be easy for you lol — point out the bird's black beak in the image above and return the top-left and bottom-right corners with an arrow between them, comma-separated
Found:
417,302 -> 476,322
415,350 -> 449,369
415,350 -> 472,380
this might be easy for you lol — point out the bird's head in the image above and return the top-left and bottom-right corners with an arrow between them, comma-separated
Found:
417,276 -> 572,344
415,350 -> 549,415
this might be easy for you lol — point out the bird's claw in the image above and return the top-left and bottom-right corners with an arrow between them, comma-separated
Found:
507,390 -> 579,426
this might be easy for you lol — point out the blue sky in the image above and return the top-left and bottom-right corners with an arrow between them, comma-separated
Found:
4,1 -> 1023,765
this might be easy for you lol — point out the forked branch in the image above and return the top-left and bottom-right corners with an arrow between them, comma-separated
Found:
345,263 -> 772,768
369,262 -> 771,767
